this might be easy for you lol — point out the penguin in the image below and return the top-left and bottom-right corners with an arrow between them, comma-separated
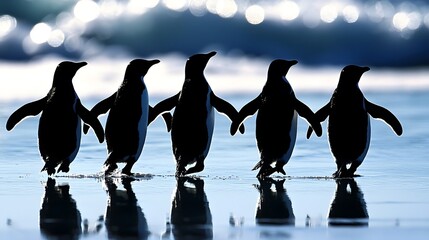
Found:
150,51 -> 244,176
6,61 -> 104,175
230,59 -> 322,178
83,59 -> 172,175
307,65 -> 403,178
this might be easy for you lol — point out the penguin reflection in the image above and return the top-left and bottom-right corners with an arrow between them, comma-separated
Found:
328,179 -> 369,226
104,177 -> 149,239
39,178 -> 82,239
171,177 -> 213,240
254,178 -> 295,225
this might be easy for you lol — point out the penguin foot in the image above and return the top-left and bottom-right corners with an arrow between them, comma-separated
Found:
41,162 -> 57,176
104,163 -> 118,175
175,166 -> 186,177
333,169 -> 355,178
57,162 -> 70,173
184,162 -> 205,175
275,166 -> 286,175
256,167 -> 276,179
121,158 -> 136,176
121,168 -> 134,176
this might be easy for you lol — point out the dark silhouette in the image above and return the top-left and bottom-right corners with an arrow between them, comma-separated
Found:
307,65 -> 403,178
150,52 -> 244,176
104,177 -> 149,239
83,59 -> 172,175
39,178 -> 82,239
171,177 -> 212,240
328,179 -> 369,226
6,61 -> 104,175
230,59 -> 322,178
254,178 -> 295,225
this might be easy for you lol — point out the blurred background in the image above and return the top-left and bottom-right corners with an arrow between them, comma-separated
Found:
0,0 -> 428,100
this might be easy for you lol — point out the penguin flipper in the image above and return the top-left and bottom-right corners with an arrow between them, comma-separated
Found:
148,106 -> 173,132
91,93 -> 116,116
293,97 -> 322,137
161,113 -> 173,132
149,92 -> 180,123
6,96 -> 47,131
365,99 -> 403,136
230,95 -> 261,136
83,93 -> 116,134
306,102 -> 330,139
210,92 -> 245,134
76,100 -> 105,143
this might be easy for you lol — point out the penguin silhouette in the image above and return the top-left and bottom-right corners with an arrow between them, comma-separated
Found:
150,52 -> 244,176
6,61 -> 104,175
39,178 -> 82,239
104,177 -> 149,239
171,177 -> 213,240
83,59 -> 172,175
230,59 -> 322,178
254,178 -> 295,225
307,65 -> 403,178
328,179 -> 369,226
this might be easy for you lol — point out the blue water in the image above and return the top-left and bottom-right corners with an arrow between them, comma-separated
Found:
0,1 -> 429,238
1,0 -> 429,67
0,90 -> 428,239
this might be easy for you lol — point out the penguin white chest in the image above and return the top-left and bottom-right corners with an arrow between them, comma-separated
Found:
136,87 -> 149,157
204,90 -> 215,157
279,111 -> 297,164
69,96 -> 81,162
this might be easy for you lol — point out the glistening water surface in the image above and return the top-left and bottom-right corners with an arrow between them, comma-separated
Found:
0,91 -> 428,239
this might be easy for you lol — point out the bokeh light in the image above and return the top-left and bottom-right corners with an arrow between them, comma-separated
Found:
48,29 -> 65,48
407,12 -> 422,30
74,0 -> 100,23
367,0 -> 394,23
0,15 -> 17,39
245,5 -> 265,25
216,0 -> 238,18
100,0 -> 124,18
30,23 -> 52,44
424,13 -> 429,29
163,0 -> 188,12
393,12 -> 409,31
320,4 -> 338,23
342,5 -> 359,23
280,1 -> 300,21
189,0 -> 207,17
127,0 -> 160,15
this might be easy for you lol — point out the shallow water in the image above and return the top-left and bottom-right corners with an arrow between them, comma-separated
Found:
0,90 -> 428,239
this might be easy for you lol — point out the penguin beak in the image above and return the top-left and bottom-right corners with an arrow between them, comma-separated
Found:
77,62 -> 87,68
290,60 -> 298,66
362,66 -> 370,72
150,59 -> 160,66
207,51 -> 217,58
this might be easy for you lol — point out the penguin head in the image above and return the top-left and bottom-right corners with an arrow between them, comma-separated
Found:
268,59 -> 298,78
339,65 -> 370,86
126,59 -> 160,79
185,51 -> 216,78
53,61 -> 87,85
